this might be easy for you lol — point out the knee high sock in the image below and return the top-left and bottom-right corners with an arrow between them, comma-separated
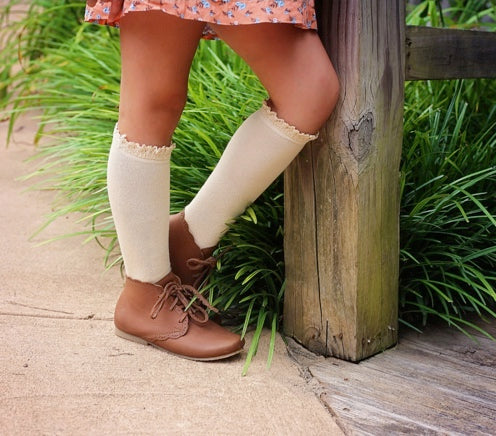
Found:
107,125 -> 174,283
184,101 -> 318,249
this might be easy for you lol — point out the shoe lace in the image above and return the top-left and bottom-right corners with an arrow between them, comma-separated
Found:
150,279 -> 219,324
186,256 -> 217,288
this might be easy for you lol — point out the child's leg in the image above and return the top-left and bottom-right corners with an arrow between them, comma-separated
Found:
118,11 -> 205,145
184,24 -> 339,249
109,12 -> 244,359
212,23 -> 339,134
108,11 -> 205,283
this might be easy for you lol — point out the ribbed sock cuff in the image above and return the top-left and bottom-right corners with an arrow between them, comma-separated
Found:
258,100 -> 319,144
113,124 -> 175,161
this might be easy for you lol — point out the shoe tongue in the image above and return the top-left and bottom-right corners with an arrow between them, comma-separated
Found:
155,271 -> 180,287
200,246 -> 216,259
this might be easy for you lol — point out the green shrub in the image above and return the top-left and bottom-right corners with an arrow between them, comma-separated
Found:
400,0 -> 496,336
400,79 -> 496,336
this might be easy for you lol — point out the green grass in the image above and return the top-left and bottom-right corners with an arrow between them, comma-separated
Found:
400,1 -> 496,336
400,78 -> 496,336
1,0 -> 496,372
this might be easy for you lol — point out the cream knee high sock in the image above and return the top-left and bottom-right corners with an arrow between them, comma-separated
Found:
107,125 -> 174,283
184,101 -> 318,249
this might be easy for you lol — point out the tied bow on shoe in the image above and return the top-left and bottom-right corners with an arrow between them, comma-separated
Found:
186,256 -> 217,289
150,279 -> 219,324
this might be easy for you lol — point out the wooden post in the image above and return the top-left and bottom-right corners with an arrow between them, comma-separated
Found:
283,0 -> 405,361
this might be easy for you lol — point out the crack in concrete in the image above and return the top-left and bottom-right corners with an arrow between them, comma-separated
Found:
5,300 -> 75,315
0,311 -> 113,321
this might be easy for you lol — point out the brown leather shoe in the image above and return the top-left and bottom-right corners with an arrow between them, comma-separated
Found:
169,211 -> 217,289
114,272 -> 244,360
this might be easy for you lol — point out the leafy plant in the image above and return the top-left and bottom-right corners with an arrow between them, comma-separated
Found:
406,0 -> 496,29
400,78 -> 496,336
0,1 -> 86,111
400,2 -> 496,336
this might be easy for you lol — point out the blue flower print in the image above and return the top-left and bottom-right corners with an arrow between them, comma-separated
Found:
84,0 -> 318,36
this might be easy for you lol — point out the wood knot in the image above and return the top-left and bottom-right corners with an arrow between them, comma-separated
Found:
347,112 -> 375,163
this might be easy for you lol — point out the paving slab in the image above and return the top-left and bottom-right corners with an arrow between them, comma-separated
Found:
0,116 -> 343,435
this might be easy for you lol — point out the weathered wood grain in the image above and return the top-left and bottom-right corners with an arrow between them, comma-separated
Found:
400,327 -> 496,372
406,26 -> 496,80
284,0 -> 404,360
287,318 -> 496,435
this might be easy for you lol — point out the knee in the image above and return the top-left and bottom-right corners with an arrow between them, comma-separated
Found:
309,64 -> 340,127
118,88 -> 187,145
278,65 -> 339,134
275,57 -> 340,134
122,89 -> 187,122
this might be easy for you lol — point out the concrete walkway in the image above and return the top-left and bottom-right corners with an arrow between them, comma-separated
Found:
0,116 -> 343,435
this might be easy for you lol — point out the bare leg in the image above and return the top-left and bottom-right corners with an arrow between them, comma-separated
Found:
109,12 -> 245,360
184,24 -> 339,249
210,23 -> 339,134
118,11 -> 206,146
108,11 -> 205,283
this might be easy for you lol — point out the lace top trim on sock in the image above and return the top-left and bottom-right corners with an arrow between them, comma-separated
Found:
260,100 -> 319,144
113,124 -> 175,160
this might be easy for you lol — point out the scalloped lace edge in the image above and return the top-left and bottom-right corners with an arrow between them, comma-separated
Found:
260,100 -> 319,143
113,124 -> 175,160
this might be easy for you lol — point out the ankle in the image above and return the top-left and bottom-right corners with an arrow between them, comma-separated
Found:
183,206 -> 221,250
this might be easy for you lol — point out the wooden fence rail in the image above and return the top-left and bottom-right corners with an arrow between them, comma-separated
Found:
406,26 -> 496,80
283,0 -> 496,361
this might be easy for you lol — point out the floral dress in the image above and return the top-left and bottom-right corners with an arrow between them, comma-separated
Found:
84,0 -> 317,39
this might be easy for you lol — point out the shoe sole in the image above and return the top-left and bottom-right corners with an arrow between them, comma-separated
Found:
114,327 -> 243,361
